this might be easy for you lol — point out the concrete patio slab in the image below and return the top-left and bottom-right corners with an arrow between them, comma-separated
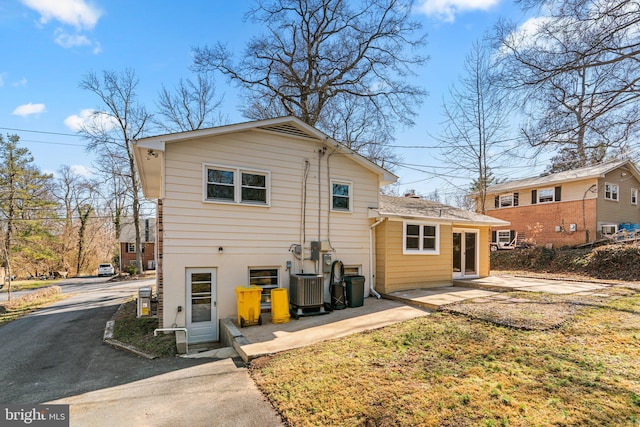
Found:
384,286 -> 498,310
454,275 -> 611,295
222,297 -> 431,362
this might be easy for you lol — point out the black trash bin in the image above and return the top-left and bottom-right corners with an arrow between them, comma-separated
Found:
344,275 -> 365,307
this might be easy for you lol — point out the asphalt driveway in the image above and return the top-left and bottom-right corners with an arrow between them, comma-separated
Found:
0,276 -> 282,427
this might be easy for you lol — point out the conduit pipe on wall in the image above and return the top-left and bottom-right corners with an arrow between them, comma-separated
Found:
369,218 -> 385,299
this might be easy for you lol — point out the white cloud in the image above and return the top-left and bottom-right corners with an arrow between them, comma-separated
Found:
21,0 -> 102,30
499,16 -> 556,54
54,29 -> 91,48
64,108 -> 93,131
416,0 -> 500,22
70,164 -> 94,177
65,109 -> 118,132
12,102 -> 46,117
0,72 -> 6,87
13,77 -> 28,87
91,41 -> 102,55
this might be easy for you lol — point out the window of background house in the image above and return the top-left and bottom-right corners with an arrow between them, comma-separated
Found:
126,243 -> 135,253
404,222 -> 439,254
605,183 -> 619,201
249,268 -> 279,310
497,230 -> 511,244
632,188 -> 638,205
538,188 -> 554,203
601,224 -> 618,235
331,180 -> 352,211
498,192 -> 521,208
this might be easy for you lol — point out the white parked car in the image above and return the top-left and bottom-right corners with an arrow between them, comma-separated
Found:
98,263 -> 115,277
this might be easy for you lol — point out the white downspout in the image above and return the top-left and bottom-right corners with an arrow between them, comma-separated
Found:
369,218 -> 385,299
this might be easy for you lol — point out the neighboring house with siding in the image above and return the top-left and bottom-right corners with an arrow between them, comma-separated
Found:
371,195 -> 508,294
133,116 -> 396,345
119,218 -> 156,272
478,159 -> 640,247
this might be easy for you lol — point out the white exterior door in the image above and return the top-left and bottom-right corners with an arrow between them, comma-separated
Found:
186,268 -> 218,343
453,230 -> 479,279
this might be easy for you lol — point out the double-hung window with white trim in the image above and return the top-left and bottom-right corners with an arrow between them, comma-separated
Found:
537,188 -> 555,203
604,182 -> 619,201
499,194 -> 514,208
331,180 -> 352,212
204,164 -> 270,205
632,188 -> 638,205
403,221 -> 440,255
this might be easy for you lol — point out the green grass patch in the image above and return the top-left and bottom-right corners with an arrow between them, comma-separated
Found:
3,279 -> 63,292
112,299 -> 177,358
0,286 -> 65,325
250,287 -> 640,426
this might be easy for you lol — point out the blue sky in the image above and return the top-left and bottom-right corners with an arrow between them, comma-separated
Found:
0,0 -> 539,201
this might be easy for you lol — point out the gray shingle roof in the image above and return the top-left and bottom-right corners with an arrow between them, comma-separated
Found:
378,195 -> 509,226
486,159 -> 636,194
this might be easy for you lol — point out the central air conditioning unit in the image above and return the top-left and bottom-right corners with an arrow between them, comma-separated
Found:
289,274 -> 326,317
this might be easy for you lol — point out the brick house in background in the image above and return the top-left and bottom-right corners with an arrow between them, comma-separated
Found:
478,159 -> 640,248
119,218 -> 156,272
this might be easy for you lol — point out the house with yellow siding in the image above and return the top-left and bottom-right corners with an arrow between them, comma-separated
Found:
371,195 -> 508,294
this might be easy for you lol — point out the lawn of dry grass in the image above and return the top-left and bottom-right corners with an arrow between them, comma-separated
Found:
251,285 -> 640,426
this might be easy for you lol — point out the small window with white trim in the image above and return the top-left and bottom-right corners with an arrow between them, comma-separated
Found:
331,180 -> 352,212
497,230 -> 511,245
403,222 -> 440,254
499,194 -> 514,208
632,188 -> 638,205
538,188 -> 554,203
126,243 -> 135,253
604,183 -> 619,201
601,224 -> 618,235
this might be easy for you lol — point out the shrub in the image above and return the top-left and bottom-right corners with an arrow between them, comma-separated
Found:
124,265 -> 138,275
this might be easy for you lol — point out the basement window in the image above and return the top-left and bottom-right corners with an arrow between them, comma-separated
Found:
249,268 -> 279,311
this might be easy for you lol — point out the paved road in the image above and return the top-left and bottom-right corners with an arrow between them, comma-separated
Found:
0,276 -> 283,426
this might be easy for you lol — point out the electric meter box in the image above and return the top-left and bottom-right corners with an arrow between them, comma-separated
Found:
137,287 -> 152,317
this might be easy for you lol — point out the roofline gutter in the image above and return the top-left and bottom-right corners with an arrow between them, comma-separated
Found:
378,213 -> 510,227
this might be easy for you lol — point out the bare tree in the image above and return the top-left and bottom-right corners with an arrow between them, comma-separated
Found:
435,40 -> 514,214
192,0 -> 428,165
54,165 -> 104,276
496,0 -> 640,166
78,69 -> 152,274
155,73 -> 227,133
